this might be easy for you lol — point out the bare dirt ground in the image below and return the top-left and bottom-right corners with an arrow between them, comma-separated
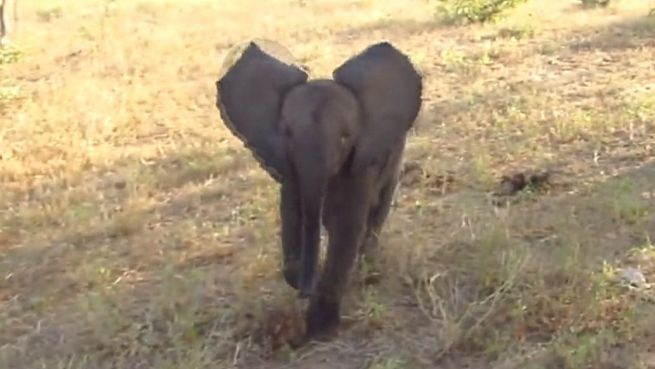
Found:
1,0 -> 655,368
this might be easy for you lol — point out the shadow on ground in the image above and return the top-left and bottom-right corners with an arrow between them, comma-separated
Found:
569,13 -> 655,52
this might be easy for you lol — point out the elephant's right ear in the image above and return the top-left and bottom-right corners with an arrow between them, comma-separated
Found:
215,41 -> 308,182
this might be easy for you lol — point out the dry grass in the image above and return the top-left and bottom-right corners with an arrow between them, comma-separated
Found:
1,0 -> 655,368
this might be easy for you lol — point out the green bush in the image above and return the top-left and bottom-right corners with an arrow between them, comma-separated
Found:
434,0 -> 528,25
579,0 -> 610,8
0,45 -> 20,64
0,84 -> 20,108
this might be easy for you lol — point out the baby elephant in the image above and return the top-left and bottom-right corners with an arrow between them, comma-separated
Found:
215,40 -> 423,340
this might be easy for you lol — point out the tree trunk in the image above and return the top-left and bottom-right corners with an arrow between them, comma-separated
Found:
1,0 -> 6,45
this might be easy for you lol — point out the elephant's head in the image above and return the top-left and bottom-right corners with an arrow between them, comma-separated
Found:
215,40 -> 422,297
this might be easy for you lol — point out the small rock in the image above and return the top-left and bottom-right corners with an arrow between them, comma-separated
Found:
619,266 -> 647,288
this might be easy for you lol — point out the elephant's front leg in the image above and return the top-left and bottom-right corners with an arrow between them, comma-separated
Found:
305,176 -> 372,339
280,180 -> 302,290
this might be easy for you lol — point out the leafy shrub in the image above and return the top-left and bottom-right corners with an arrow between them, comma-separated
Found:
0,84 -> 20,108
434,0 -> 528,25
579,0 -> 610,8
36,6 -> 63,23
0,44 -> 20,64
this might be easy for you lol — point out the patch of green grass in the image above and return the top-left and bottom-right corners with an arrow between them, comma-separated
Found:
408,217 -> 530,357
76,283 -> 131,345
399,186 -> 649,363
0,84 -> 21,108
74,259 -> 231,367
36,6 -> 64,22
0,45 -> 21,64
628,237 -> 655,262
154,148 -> 244,190
4,188 -> 99,231
440,48 -> 474,74
495,22 -> 536,40
49,355 -> 97,369
469,146 -> 495,187
367,355 -> 408,369
104,198 -> 153,238
552,329 -> 618,369
624,94 -> 655,140
362,286 -> 389,326
579,0 -> 610,9
599,178 -> 650,224
434,0 -> 528,25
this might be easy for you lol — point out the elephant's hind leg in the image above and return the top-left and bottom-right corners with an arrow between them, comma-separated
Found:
360,147 -> 404,262
360,175 -> 398,262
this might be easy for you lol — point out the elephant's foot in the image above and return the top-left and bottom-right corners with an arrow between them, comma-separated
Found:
305,297 -> 341,340
359,230 -> 382,261
357,237 -> 383,285
359,243 -> 380,265
284,264 -> 318,298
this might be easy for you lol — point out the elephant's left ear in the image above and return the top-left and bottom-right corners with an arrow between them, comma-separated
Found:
332,42 -> 422,173
216,40 -> 308,182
